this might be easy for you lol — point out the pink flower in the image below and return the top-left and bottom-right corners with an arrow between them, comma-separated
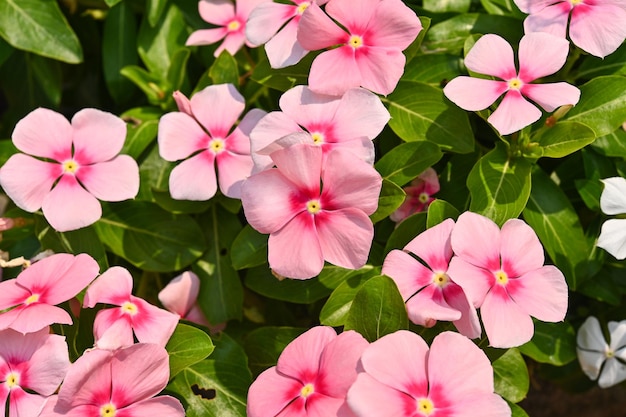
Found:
247,326 -> 368,417
0,253 -> 99,334
0,328 -> 70,417
246,0 -> 328,68
382,219 -> 480,338
347,330 -> 510,417
40,343 -> 185,416
297,0 -> 421,95
186,0 -> 270,57
390,168 -> 440,223
241,143 -> 382,279
158,85 -> 265,200
443,32 -> 580,136
83,266 -> 180,349
158,271 -> 209,327
447,212 -> 568,348
249,85 -> 389,171
0,108 -> 140,232
514,0 -> 626,58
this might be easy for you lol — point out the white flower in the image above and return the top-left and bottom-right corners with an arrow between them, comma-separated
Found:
576,316 -> 626,388
597,177 -> 626,259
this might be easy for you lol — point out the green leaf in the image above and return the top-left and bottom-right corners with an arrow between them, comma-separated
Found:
509,401 -> 530,417
168,332 -> 250,417
375,141 -> 443,187
467,143 -> 532,226
575,43 -> 626,79
575,179 -> 602,211
0,0 -> 82,63
565,76 -> 626,137
210,51 -> 239,86
384,212 -> 428,255
0,37 -> 12,67
370,179 -> 405,224
104,0 -> 124,6
493,348 -> 529,403
194,205 -> 244,324
383,81 -> 474,153
94,201 -> 206,272
137,144 -> 173,200
426,200 -> 460,228
231,225 -> 268,270
103,1 -> 138,103
591,126 -> 626,157
403,53 -> 464,87
166,48 -> 191,94
518,321 -> 576,366
121,65 -> 167,105
152,190 -> 212,214
532,121 -> 596,158
243,327 -> 306,375
147,0 -> 169,27
120,107 -> 162,159
245,266 -> 333,303
166,323 -> 215,378
344,275 -> 408,342
319,268 -> 380,326
423,0 -> 470,13
522,168 -> 591,289
251,53 -> 313,92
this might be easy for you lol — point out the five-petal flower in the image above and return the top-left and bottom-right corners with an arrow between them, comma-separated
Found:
577,316 -> 626,388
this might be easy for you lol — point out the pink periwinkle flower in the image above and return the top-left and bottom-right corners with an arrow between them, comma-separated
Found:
186,0 -> 270,57
83,266 -> 180,350
297,0 -> 422,96
40,343 -> 185,416
447,212 -> 568,348
0,328 -> 70,417
241,143 -> 382,279
246,0 -> 328,68
158,84 -> 266,200
390,168 -> 440,223
514,0 -> 626,58
247,326 -> 368,417
249,85 -> 389,171
0,108 -> 140,232
158,271 -> 209,327
443,32 -> 580,136
382,219 -> 480,338
0,253 -> 99,334
347,330 -> 511,417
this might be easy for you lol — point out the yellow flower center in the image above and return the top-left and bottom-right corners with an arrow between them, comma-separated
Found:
432,272 -> 449,287
508,78 -> 523,90
495,270 -> 508,285
606,349 -> 615,358
296,2 -> 310,14
418,192 -> 430,204
24,293 -> 40,305
227,20 -> 241,31
570,0 -> 583,5
300,383 -> 314,398
63,160 -> 79,174
209,138 -> 225,154
100,403 -> 117,417
306,200 -> 322,214
5,372 -> 19,389
311,132 -> 324,144
121,301 -> 138,315
348,35 -> 363,49
417,398 -> 434,416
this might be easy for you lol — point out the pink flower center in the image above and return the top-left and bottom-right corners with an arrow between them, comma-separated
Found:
348,35 -> 364,49
62,159 -> 79,174
5,372 -> 19,389
432,272 -> 449,288
495,270 -> 509,286
306,199 -> 322,214
311,132 -> 324,145
300,383 -> 315,398
417,398 -> 435,416
227,20 -> 241,32
209,138 -> 226,154
24,293 -> 40,305
507,78 -> 523,90
121,301 -> 138,315
99,403 -> 117,417
296,2 -> 311,14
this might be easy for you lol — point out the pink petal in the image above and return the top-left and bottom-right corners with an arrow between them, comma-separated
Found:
464,34 -> 517,79
324,0 -> 378,34
488,90 -> 542,136
247,367 -> 302,417
277,326 -> 336,382
12,108 -> 72,161
169,151 -> 218,201
316,330 -> 368,397
199,0 -> 235,25
0,154 -> 60,212
215,31 -> 247,57
216,151 -> 254,198
8,388 -> 47,417
443,77 -> 508,111
347,373 -> 417,417
268,211 -> 324,279
405,218 -> 454,272
522,2 -> 570,38
172,91 -> 192,115
405,286 -> 461,326
518,32 -> 570,81
382,249 -> 434,301
308,47 -> 362,96
55,347 -> 113,408
499,219 -> 544,277
129,297 -> 179,347
259,132 -> 317,157
234,0 -> 269,19
227,108 -> 266,155
279,85 -> 340,130
523,82 -> 580,112
363,0 -> 421,50
77,155 -> 139,202
570,3 -> 626,58
332,88 -> 390,142
23,332 -> 70,395
320,149 -> 381,215
246,2 -> 295,46
186,28 -> 228,46
191,84 -> 245,139
354,46 -> 406,96
158,271 -> 200,317
265,19 -> 308,68
297,2 -> 347,51
250,111 -> 302,170
446,257 -> 494,308
158,112 -> 209,161
509,265 -> 568,322
84,266 -> 133,307
184,305 -> 210,327
277,397 -> 307,417
304,394 -> 345,417
427,331 -> 495,397
93,309 -> 134,349
0,278 -> 31,310
444,283 -> 482,339
271,143 -> 322,195
481,285 -> 534,348
120,396 -> 185,416
444,393 -> 512,417
71,108 -> 127,164
2,304 -> 72,334
323,137 -> 375,165
41,175 -> 102,232
513,0 -> 556,13
451,212 -> 501,271
360,330 -> 428,398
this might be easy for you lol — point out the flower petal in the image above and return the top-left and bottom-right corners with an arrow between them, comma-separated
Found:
186,28 -> 228,46
443,393 -> 512,417
55,347 -> 113,408
41,175 -> 102,232
510,265 -> 568,322
71,108 -> 127,164
0,279 -> 29,311
447,257 -> 494,308
332,88 -> 389,141
23,331 -> 70,396
191,84 -> 245,139
499,219 -> 544,277
265,19 -> 308,68
569,3 -> 626,58
444,283 -> 482,339
158,271 -> 200,317
443,77 -> 508,111
488,90 -> 542,136
12,108 -> 72,161
307,47 -> 362,96
130,297 -> 179,347
271,143 -> 322,195
316,330 -> 368,397
77,155 -> 139,202
512,0 -> 555,13
297,2 -> 347,51
276,326 -> 336,382
522,82 -> 580,112
597,218 -> 626,260
84,266 -> 133,307
121,396 -> 185,416
168,151 -> 218,201
227,108 -> 266,155
405,286 -> 461,326
245,2 -> 294,46
347,373 -> 417,417
354,46 -> 406,96
0,154 -> 60,212
600,177 -> 626,215
364,0 -> 421,50
522,3 -> 570,39
577,316 -> 607,381
93,309 -> 134,349
598,357 -> 626,388
518,32 -> 570,81
247,367 -> 302,417
404,218 -> 454,272
481,285 -> 534,348
215,31 -> 246,57
382,249 -> 433,301
279,85 -> 340,130
464,34 -> 516,79
199,0 -> 235,25
158,112 -> 209,161
451,212 -> 501,271
216,151 -> 254,198
3,304 -> 72,334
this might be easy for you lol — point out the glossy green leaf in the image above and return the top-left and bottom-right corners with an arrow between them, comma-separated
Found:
151,190 -> 212,214
493,348 -> 529,403
403,53 -> 464,86
509,401 -> 530,417
243,327 -> 306,375
120,107 -> 162,159
575,43 -> 626,80
168,332 -> 250,417
94,201 -> 206,272
575,179 -> 602,211
591,126 -> 626,157
522,169 -> 591,289
121,65 -> 167,105
532,121 -> 596,158
370,179 -> 405,224
103,1 -> 138,103
147,0 -> 169,27
565,76 -> 626,137
319,268 -> 380,326
383,80 -> 474,153
375,141 -> 443,187
251,53 -> 313,92
231,225 -> 268,270
137,145 -> 173,200
104,0 -> 124,6
245,266 -> 335,303
344,275 -> 408,342
518,321 -> 577,366
166,48 -> 191,94
0,0 -> 83,63
210,50 -> 239,86
467,143 -> 532,226
166,323 -> 214,378
426,200 -> 460,228
423,0 -> 470,12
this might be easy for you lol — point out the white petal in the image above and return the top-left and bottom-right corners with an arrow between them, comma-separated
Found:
600,177 -> 626,215
597,219 -> 626,260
